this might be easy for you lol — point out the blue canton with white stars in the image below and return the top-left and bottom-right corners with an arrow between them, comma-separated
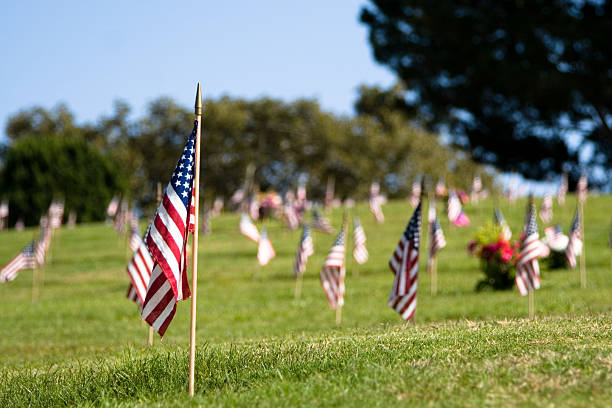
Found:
404,201 -> 421,249
169,120 -> 197,210
525,202 -> 537,235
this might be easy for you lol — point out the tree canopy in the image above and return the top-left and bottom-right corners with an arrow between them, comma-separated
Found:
1,95 -> 494,223
360,0 -> 612,185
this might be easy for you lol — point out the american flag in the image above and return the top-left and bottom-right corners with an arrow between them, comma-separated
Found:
471,174 -> 482,202
0,200 -> 8,231
494,208 -> 512,240
539,194 -> 553,223
35,226 -> 51,266
140,120 -> 197,337
516,199 -> 541,296
435,179 -> 446,197
353,216 -> 368,264
49,200 -> 64,229
297,182 -> 307,203
293,224 -> 314,276
409,179 -> 421,208
565,209 -> 581,268
188,189 -> 196,233
107,196 -> 119,217
283,202 -> 300,230
320,225 -> 346,309
129,216 -> 142,252
0,241 -> 36,282
428,217 -> 446,266
577,173 -> 588,204
126,284 -> 141,308
544,225 -> 566,250
114,199 -> 129,234
472,174 -> 482,193
127,232 -> 153,307
389,201 -> 421,321
257,228 -> 276,266
427,199 -> 436,224
369,195 -> 385,224
312,209 -> 334,234
557,173 -> 568,205
447,190 -> 461,222
239,213 -> 260,243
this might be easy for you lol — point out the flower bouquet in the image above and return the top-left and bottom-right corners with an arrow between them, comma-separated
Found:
468,223 -> 519,290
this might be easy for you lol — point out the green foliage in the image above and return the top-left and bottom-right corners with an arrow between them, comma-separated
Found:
2,96 -> 495,213
360,1 -> 612,184
0,135 -> 125,225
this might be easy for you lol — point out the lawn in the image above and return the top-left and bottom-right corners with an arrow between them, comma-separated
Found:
1,195 -> 610,406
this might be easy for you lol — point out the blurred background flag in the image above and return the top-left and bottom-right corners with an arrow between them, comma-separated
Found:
293,224 -> 314,277
0,241 -> 36,283
257,228 -> 276,266
516,199 -> 541,296
239,213 -> 260,243
565,209 -> 582,269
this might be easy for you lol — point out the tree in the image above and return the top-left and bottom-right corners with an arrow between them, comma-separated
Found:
360,0 -> 612,184
0,136 -> 125,226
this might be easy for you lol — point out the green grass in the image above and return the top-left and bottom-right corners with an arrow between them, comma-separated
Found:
1,195 -> 611,406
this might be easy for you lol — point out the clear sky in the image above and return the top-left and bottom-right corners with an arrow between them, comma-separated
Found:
0,1 -> 395,141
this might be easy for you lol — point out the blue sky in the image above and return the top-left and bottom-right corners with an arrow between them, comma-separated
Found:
0,1 -> 394,140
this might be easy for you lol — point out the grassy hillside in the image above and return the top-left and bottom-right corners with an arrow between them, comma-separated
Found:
0,195 -> 610,406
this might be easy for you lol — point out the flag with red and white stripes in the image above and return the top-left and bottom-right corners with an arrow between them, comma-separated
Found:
293,224 -> 314,276
428,217 -> 446,266
126,224 -> 153,308
369,195 -> 385,224
539,194 -> 553,223
0,241 -> 36,282
320,225 -> 346,309
565,209 -> 581,268
389,201 -> 421,321
257,228 -> 276,266
447,190 -> 462,223
409,179 -> 421,208
516,199 -> 541,296
140,120 -> 197,337
494,208 -> 512,240
239,213 -> 260,243
353,216 -> 368,264
577,173 -> 588,204
557,173 -> 568,205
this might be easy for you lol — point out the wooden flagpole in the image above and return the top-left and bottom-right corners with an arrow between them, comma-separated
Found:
579,200 -> 586,288
528,291 -> 534,319
188,83 -> 203,397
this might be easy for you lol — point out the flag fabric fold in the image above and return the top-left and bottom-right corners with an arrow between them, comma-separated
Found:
388,201 -> 421,321
140,120 -> 197,337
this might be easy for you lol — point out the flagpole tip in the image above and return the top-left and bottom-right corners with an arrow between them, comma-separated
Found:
195,83 -> 202,116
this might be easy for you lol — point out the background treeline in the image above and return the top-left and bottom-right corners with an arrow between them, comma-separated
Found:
0,86 -> 493,225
